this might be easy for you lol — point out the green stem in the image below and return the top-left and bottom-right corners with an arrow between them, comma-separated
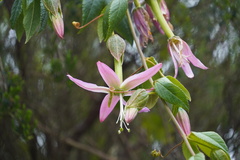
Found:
114,59 -> 123,83
147,0 -> 174,38
126,9 -> 195,157
133,0 -> 141,8
163,101 -> 195,156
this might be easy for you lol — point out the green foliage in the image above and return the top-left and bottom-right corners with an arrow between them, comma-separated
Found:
0,73 -> 35,140
10,0 -> 49,42
10,0 -> 22,27
182,141 -> 202,159
82,0 -> 109,25
154,77 -> 190,111
23,0 -> 41,43
114,15 -> 133,44
102,0 -> 128,40
188,132 -> 230,160
189,152 -> 205,160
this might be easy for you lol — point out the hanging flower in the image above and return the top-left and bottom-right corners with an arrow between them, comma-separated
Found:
67,61 -> 162,131
133,7 -> 153,47
168,36 -> 208,78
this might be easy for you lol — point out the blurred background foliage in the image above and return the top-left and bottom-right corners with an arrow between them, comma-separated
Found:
0,0 -> 240,159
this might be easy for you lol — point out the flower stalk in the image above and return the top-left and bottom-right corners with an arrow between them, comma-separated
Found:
133,0 -> 141,8
146,0 -> 174,38
127,7 -> 195,157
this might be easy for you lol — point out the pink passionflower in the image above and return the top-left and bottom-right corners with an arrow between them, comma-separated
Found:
168,36 -> 208,78
67,61 -> 162,130
175,108 -> 191,136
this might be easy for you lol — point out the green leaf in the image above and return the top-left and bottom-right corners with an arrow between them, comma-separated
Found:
23,0 -> 41,43
182,141 -> 201,160
166,76 -> 191,101
82,0 -> 110,25
189,132 -> 230,159
115,15 -> 133,44
97,13 -> 104,42
39,0 -> 49,32
26,0 -> 34,8
154,77 -> 189,110
189,152 -> 205,160
102,0 -> 128,41
10,0 -> 23,27
210,149 -> 230,160
15,13 -> 25,41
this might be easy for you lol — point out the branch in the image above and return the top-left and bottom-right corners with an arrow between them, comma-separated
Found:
37,122 -> 117,160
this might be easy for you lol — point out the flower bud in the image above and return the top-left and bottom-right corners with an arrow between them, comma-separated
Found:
51,12 -> 64,39
43,0 -> 64,38
124,89 -> 149,123
106,34 -> 126,61
175,108 -> 191,136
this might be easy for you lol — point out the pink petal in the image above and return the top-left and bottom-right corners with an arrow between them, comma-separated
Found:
97,61 -> 121,88
99,94 -> 120,122
138,107 -> 150,113
181,63 -> 194,78
182,41 -> 208,70
67,74 -> 109,93
168,43 -> 179,78
120,63 -> 162,90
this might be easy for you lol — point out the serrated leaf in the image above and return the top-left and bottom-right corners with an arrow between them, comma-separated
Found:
154,77 -> 189,110
115,15 -> 133,44
166,76 -> 191,101
189,152 -> 205,160
10,0 -> 23,27
189,132 -> 230,159
39,0 -> 49,32
82,0 -> 109,25
102,0 -> 128,40
23,0 -> 41,43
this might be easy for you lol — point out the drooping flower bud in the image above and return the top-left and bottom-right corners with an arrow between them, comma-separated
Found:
106,34 -> 126,61
175,107 -> 191,136
43,0 -> 64,38
124,89 -> 149,123
133,7 -> 153,47
51,12 -> 64,39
